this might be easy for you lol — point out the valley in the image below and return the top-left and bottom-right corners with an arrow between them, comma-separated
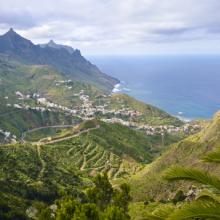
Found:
0,28 -> 215,220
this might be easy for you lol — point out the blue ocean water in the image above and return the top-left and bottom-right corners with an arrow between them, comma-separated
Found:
88,55 -> 220,120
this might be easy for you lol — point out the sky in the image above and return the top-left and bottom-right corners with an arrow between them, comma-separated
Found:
0,0 -> 220,55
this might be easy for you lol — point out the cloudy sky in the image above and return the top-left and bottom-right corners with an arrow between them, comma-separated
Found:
0,0 -> 220,55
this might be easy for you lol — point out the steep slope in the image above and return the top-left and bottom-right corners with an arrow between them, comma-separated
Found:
0,54 -> 103,107
128,111 -> 220,202
0,143 -> 83,219
0,119 -> 171,218
0,28 -> 118,91
40,120 -> 163,179
0,55 -> 184,145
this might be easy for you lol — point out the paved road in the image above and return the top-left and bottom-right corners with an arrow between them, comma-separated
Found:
21,124 -> 74,141
38,125 -> 100,145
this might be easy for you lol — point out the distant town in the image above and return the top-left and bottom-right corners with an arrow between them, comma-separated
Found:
2,81 -> 202,143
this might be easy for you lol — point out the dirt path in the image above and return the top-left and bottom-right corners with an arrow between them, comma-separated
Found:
32,125 -> 100,178
80,154 -> 87,170
36,145 -> 46,181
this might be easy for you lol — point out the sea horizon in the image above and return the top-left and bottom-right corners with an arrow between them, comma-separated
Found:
88,54 -> 220,120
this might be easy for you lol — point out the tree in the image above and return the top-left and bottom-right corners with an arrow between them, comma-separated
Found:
113,183 -> 132,213
103,206 -> 130,220
87,172 -> 113,210
56,198 -> 100,220
79,203 -> 100,220
53,173 -> 132,219
38,207 -> 53,220
56,198 -> 81,220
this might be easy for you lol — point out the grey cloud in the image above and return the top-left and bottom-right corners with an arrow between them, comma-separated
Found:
152,27 -> 194,35
0,0 -> 220,54
0,9 -> 37,28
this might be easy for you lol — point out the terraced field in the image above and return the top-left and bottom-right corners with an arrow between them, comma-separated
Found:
0,119 -> 187,218
43,138 -> 141,180
38,120 -> 165,180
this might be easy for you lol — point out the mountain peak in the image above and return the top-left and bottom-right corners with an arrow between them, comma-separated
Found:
3,28 -> 26,41
48,39 -> 55,44
5,28 -> 18,37
0,28 -> 34,52
9,28 -> 14,32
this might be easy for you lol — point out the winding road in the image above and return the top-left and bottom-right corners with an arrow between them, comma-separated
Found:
35,125 -> 100,181
21,124 -> 75,142
41,125 -> 100,145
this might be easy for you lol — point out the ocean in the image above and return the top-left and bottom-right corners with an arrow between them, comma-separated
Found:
88,55 -> 220,120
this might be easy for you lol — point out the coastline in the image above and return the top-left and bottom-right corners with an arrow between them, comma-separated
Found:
112,82 -> 194,123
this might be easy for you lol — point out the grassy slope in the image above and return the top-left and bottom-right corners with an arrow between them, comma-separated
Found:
128,111 -> 220,202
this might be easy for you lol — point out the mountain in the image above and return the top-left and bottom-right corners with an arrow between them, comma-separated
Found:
0,54 -> 183,143
0,54 -> 103,107
39,40 -> 75,54
0,28 -> 119,91
128,111 -> 220,204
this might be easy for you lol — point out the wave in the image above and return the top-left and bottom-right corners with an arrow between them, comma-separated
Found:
112,82 -> 131,93
112,83 -> 122,93
176,115 -> 193,122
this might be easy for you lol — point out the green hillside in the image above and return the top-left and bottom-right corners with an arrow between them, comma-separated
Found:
40,119 -> 165,179
0,107 -> 80,142
0,55 -> 183,145
0,119 -> 185,218
0,29 -> 119,92
0,143 -> 84,219
0,55 -> 103,107
128,111 -> 220,203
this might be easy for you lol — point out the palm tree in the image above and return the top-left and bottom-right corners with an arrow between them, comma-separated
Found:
146,148 -> 220,220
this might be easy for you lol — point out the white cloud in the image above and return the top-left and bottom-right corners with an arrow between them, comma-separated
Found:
0,0 -> 220,54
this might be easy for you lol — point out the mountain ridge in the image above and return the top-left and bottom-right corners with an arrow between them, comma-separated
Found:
0,28 -> 119,91
39,39 -> 76,54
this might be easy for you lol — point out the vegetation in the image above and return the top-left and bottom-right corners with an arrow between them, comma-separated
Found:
38,173 -> 132,220
43,119 -> 183,179
0,55 -> 182,144
0,54 -> 104,108
0,143 -> 83,219
0,29 -> 118,92
128,111 -> 220,202
0,119 -> 168,218
1,28 -> 212,220
0,106 -> 79,142
109,94 -> 182,126
144,140 -> 220,219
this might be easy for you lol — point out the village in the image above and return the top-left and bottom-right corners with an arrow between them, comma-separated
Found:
0,128 -> 17,143
2,88 -> 202,143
